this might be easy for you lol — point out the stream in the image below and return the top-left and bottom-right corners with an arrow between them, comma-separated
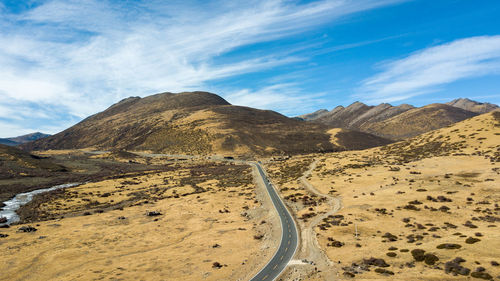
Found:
0,183 -> 80,226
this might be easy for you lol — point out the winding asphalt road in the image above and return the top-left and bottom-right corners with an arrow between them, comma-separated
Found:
249,163 -> 299,281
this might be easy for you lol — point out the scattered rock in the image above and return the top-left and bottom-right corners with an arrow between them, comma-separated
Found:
374,268 -> 394,275
382,232 -> 398,241
411,249 -> 426,262
253,234 -> 264,240
437,243 -> 462,250
444,257 -> 470,276
18,226 -> 37,232
424,253 -> 439,265
363,257 -> 389,267
466,237 -> 481,244
464,221 -> 478,228
470,272 -> 493,280
146,211 -> 162,217
343,272 -> 355,278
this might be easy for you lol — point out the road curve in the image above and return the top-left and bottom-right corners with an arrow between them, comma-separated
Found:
249,163 -> 299,281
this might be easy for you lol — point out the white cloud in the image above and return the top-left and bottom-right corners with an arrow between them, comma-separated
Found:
357,35 -> 500,103
0,0 -> 404,136
225,83 -> 326,116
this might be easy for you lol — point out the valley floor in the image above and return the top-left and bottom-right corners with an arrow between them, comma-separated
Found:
0,157 -> 279,281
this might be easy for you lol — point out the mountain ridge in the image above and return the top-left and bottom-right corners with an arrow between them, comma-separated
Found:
298,98 -> 497,140
22,91 -> 391,156
0,132 -> 50,146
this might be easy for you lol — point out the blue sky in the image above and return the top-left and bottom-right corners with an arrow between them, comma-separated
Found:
0,0 -> 499,137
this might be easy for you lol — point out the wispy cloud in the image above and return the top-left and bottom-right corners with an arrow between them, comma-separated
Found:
225,83 -> 326,116
357,35 -> 500,103
0,0 -> 404,137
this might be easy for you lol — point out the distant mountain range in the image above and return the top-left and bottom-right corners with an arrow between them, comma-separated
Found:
22,92 -> 391,156
298,98 -> 498,140
0,132 -> 50,146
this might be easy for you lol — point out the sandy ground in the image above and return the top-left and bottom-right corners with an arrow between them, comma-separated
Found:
0,160 -> 280,281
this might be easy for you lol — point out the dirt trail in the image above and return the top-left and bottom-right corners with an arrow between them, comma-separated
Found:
297,159 -> 342,280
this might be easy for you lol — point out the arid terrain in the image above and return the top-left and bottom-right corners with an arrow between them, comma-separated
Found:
266,111 -> 500,280
1,92 -> 498,281
0,155 -> 281,281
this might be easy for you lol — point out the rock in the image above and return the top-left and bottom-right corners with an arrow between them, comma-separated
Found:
445,257 -> 470,276
382,232 -> 398,241
0,233 -> 8,238
475,267 -> 486,272
411,249 -> 426,262
18,226 -> 37,232
212,262 -> 223,269
146,211 -> 162,217
437,243 -> 462,249
0,217 -> 7,224
343,272 -> 355,278
470,272 -> 493,280
363,257 -> 389,267
386,252 -> 397,257
374,268 -> 394,276
424,253 -> 439,265
491,261 -> 499,266
465,237 -> 481,244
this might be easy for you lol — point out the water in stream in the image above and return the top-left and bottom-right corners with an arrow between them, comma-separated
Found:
0,183 -> 80,225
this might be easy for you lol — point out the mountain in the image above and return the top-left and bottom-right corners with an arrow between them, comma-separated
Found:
0,139 -> 18,146
446,98 -> 499,114
379,110 -> 500,161
297,109 -> 329,121
360,103 -> 478,140
0,132 -> 50,146
299,99 -> 494,140
0,144 -> 66,179
22,91 -> 391,156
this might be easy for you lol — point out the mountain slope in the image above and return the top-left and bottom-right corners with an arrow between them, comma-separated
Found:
0,144 -> 66,179
23,91 -> 391,156
0,139 -> 18,146
300,100 -> 486,140
297,109 -> 328,121
360,103 -> 478,140
0,132 -> 50,146
446,98 -> 499,114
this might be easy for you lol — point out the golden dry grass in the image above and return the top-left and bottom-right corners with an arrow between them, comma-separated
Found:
0,161 -> 278,281
268,112 -> 500,280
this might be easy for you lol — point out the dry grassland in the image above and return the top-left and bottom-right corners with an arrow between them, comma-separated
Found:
0,161 -> 278,281
266,112 -> 500,280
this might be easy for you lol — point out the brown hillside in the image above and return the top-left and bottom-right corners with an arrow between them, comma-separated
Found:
361,103 -> 478,140
446,98 -> 499,114
23,92 -> 391,156
298,99 -> 493,140
0,144 -> 66,179
265,111 -> 500,280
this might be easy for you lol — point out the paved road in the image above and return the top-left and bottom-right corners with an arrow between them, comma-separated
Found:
250,163 -> 299,281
